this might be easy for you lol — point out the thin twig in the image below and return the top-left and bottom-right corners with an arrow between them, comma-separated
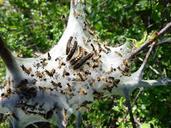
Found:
158,22 -> 171,36
138,57 -> 160,75
137,42 -> 156,79
124,87 -> 143,126
132,87 -> 143,105
156,39 -> 171,46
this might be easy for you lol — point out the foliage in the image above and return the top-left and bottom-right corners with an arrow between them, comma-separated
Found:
0,0 -> 171,127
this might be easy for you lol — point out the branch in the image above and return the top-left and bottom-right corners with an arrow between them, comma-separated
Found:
132,87 -> 143,105
127,21 -> 171,60
75,111 -> 82,128
158,22 -> 171,36
136,42 -> 156,79
124,89 -> 137,128
139,78 -> 171,88
0,37 -> 23,81
127,42 -> 149,60
156,38 -> 171,46
123,87 -> 143,128
138,57 -> 160,75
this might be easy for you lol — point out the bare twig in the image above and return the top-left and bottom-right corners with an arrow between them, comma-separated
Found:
156,38 -> 171,46
137,42 -> 156,79
157,41 -> 171,46
158,22 -> 171,36
132,87 -> 144,106
124,87 -> 143,126
138,57 -> 160,75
